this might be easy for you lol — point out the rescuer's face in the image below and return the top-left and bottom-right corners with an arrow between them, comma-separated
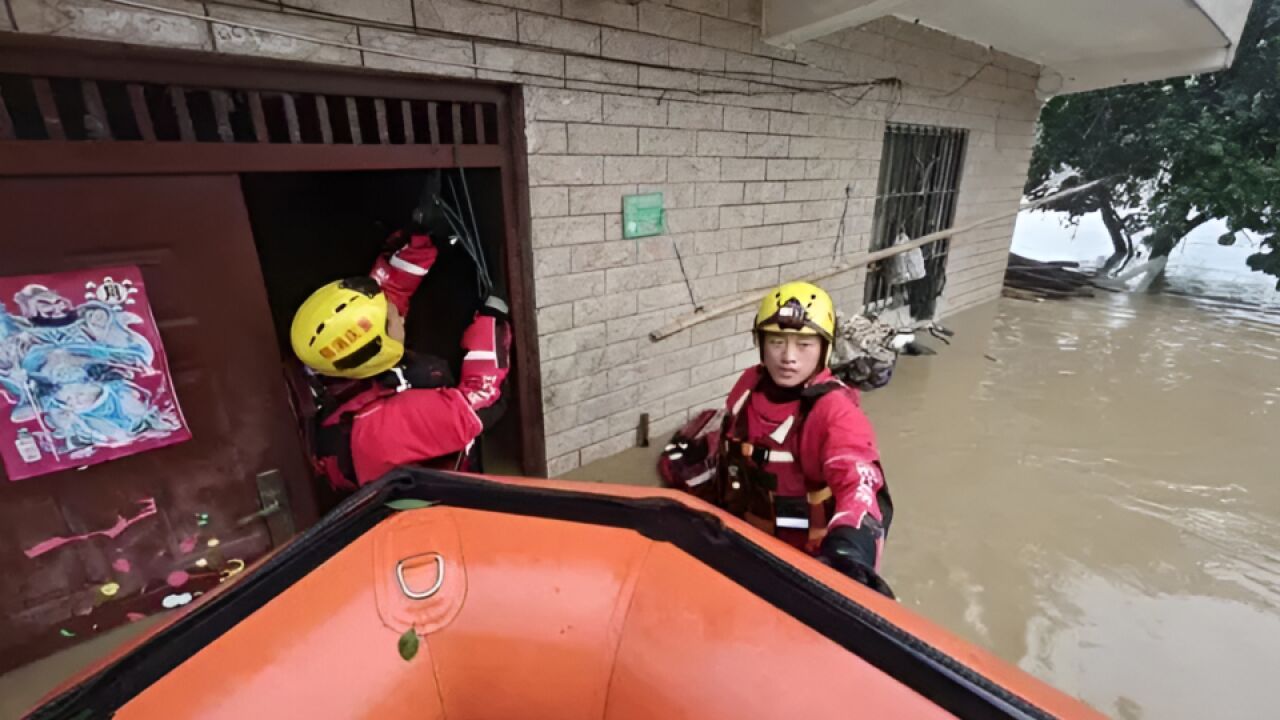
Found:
762,332 -> 821,388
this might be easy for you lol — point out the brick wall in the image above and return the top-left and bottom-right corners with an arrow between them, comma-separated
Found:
2,0 -> 1042,475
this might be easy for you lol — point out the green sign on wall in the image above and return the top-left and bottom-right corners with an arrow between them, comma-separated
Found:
622,192 -> 665,239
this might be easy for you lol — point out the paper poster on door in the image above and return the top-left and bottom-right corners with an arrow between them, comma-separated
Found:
0,265 -> 190,481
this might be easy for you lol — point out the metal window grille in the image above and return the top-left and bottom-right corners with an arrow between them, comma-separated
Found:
0,73 -> 499,147
863,123 -> 967,319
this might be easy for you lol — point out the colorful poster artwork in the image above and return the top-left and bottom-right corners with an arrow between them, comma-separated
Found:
0,266 -> 190,480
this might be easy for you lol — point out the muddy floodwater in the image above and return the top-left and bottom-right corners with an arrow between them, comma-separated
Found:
571,219 -> 1280,719
867,287 -> 1279,719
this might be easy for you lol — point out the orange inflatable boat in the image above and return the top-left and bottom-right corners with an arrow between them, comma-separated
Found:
26,468 -> 1100,719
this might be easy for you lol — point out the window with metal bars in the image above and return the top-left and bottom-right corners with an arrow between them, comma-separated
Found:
0,73 -> 499,146
863,123 -> 967,320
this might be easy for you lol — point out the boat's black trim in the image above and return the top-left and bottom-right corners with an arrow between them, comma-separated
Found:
29,468 -> 1059,720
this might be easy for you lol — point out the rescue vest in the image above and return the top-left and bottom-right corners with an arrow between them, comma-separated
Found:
310,354 -> 455,489
717,379 -> 845,551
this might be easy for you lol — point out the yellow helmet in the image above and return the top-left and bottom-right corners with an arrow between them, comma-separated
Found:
754,281 -> 837,363
290,277 -> 404,379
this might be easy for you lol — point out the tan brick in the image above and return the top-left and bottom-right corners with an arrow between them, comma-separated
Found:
568,124 -> 638,155
545,404 -> 579,437
639,2 -> 700,42
720,158 -> 766,181
547,452 -> 581,477
717,248 -> 760,273
722,106 -> 769,133
760,243 -> 799,266
536,269 -> 605,307
526,87 -> 603,123
727,0 -> 760,25
739,224 -> 782,249
607,259 -> 683,291
725,50 -> 772,75
573,240 -> 637,272
574,292 -> 639,326
763,202 -> 804,225
665,101 -> 721,130
678,228 -> 739,254
537,302 -> 574,333
530,187 -> 570,219
561,0 -> 636,27
668,157 -> 721,182
210,6 -> 359,65
699,15 -> 753,53
743,181 -> 785,203
12,0 -> 212,49
768,111 -> 809,135
720,204 -> 763,228
526,121 -> 568,155
477,44 -> 565,79
415,0 -> 516,40
746,134 -> 789,158
566,57 -> 639,86
569,184 -> 636,215
533,214 -> 605,248
691,355 -> 738,386
605,155 -> 667,184
670,40 -> 727,71
765,159 -> 806,181
695,182 -> 745,206
736,266 -> 779,291
639,67 -> 700,91
362,28 -> 475,77
694,274 -> 740,300
639,183 -> 697,208
288,0 -> 411,25
671,0 -> 728,16
639,128 -> 696,156
542,350 -> 599,387
519,12 -> 601,53
485,0 -> 561,12
666,207 -> 720,233
689,315 -> 738,345
546,417 -> 611,457
696,130 -> 747,157
541,323 -> 609,361
636,282 -> 694,313
602,27 -> 670,64
529,155 -> 603,186
635,236 -> 677,263
603,94 -> 669,127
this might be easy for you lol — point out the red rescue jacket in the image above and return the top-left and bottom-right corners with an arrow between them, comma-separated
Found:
313,234 -> 511,490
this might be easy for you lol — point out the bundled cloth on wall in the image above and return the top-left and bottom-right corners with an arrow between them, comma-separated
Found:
0,265 -> 190,480
829,313 -> 906,391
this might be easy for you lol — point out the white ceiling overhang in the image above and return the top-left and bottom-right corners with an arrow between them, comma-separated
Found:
763,0 -> 1254,95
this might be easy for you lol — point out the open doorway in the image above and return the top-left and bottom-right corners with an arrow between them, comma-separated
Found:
241,169 -> 526,497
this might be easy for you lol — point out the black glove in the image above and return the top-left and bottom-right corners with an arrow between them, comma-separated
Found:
818,524 -> 895,599
478,295 -> 509,320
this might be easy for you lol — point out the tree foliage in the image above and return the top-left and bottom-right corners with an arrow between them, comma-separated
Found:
1025,0 -> 1280,287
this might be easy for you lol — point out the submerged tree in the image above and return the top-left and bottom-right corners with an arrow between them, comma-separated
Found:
1025,0 -> 1280,288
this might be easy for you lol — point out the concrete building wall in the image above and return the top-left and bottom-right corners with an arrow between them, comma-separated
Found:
2,0 -> 1042,474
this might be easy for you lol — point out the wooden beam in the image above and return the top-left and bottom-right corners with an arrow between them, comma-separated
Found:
649,179 -> 1107,341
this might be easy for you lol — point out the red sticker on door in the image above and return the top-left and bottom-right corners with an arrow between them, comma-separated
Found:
0,265 -> 191,480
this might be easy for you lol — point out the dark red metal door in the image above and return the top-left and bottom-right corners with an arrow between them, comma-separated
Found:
0,174 -> 315,672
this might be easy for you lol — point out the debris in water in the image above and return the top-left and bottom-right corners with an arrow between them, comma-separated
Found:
162,592 -> 193,609
112,558 -> 131,573
178,536 -> 198,553
196,512 -> 210,527
100,582 -> 121,597
59,629 -> 75,638
207,538 -> 220,548
195,558 -> 209,568
167,570 -> 190,587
